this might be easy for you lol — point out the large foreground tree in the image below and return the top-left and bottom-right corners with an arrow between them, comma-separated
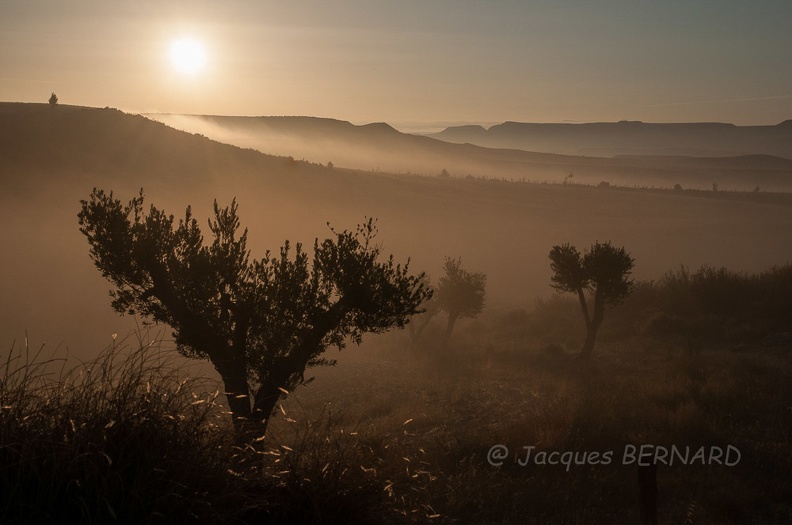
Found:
78,189 -> 431,441
548,242 -> 634,359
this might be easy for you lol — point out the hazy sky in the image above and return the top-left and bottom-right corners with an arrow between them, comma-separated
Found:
1,1 -> 790,130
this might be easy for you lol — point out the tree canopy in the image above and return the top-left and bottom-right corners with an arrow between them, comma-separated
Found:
436,257 -> 486,346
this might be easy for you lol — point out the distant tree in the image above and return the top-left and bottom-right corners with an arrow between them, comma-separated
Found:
439,168 -> 450,178
437,257 -> 486,347
78,189 -> 431,442
548,242 -> 634,359
407,276 -> 440,348
48,92 -> 58,105
712,183 -> 718,192
673,184 -> 683,191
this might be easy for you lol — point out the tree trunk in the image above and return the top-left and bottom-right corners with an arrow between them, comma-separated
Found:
250,381 -> 284,437
218,299 -> 347,444
443,312 -> 459,348
249,341 -> 321,443
578,292 -> 605,360
212,356 -> 261,443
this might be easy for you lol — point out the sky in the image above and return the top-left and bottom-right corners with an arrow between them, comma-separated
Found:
1,0 -> 791,131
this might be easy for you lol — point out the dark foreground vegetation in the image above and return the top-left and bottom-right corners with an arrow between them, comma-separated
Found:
2,264 -> 791,524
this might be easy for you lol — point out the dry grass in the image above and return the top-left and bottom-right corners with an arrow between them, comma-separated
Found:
0,331 -> 236,524
268,323 -> 792,524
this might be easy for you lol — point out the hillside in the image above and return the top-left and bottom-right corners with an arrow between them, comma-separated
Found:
2,103 -> 792,356
429,120 -> 792,159
0,103 -> 318,192
149,113 -> 792,192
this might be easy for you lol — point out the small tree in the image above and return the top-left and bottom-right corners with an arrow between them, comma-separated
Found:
436,257 -> 486,347
548,242 -> 634,359
78,189 -> 431,442
407,276 -> 440,348
48,92 -> 58,105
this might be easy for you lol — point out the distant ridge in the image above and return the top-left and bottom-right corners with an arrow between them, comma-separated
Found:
146,112 -> 792,192
429,120 -> 792,159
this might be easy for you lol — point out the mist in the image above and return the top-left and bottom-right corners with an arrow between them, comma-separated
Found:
148,113 -> 792,193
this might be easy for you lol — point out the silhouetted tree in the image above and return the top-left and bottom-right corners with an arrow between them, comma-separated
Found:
78,189 -> 431,442
437,257 -> 486,347
408,276 -> 440,348
48,93 -> 58,105
548,242 -> 634,359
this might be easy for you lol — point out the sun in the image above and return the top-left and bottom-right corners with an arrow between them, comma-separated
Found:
169,38 -> 207,75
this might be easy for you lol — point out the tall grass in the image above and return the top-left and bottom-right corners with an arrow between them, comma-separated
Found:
245,405 -> 443,525
0,332 -> 446,524
0,331 -> 235,524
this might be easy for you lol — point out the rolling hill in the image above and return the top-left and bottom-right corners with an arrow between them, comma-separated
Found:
2,102 -> 792,356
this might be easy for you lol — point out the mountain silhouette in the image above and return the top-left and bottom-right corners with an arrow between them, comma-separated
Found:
148,113 -> 792,192
429,120 -> 792,159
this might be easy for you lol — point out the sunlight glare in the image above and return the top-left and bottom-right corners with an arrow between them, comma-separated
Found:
170,38 -> 207,75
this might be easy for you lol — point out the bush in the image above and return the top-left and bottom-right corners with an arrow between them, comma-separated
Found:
604,264 -> 792,345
